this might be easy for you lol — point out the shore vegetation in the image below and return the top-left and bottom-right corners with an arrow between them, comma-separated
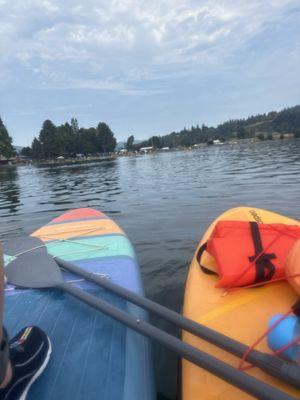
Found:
1,105 -> 299,162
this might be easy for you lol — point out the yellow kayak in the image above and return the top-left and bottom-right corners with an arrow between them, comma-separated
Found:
182,207 -> 300,399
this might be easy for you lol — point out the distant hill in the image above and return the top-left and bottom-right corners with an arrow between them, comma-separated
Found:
134,105 -> 300,150
14,146 -> 23,154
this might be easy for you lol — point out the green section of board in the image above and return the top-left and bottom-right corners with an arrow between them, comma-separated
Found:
46,234 -> 135,261
4,254 -> 16,265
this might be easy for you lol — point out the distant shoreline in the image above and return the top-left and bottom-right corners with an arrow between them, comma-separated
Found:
0,134 -> 298,168
118,133 -> 297,157
0,154 -> 117,168
34,154 -> 117,167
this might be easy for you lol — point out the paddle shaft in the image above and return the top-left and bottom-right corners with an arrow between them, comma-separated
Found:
58,281 -> 296,400
56,258 -> 300,389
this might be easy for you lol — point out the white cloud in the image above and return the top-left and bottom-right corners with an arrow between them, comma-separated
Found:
0,0 -> 299,92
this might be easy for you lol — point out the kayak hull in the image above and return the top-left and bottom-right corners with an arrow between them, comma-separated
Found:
182,207 -> 300,399
4,208 -> 155,400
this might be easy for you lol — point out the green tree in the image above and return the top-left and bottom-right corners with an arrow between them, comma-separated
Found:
21,147 -> 32,157
71,118 -> 79,134
96,122 -> 116,153
38,120 -> 61,158
257,133 -> 265,141
78,128 -> 97,154
150,136 -> 160,148
272,106 -> 300,133
57,122 -> 77,156
126,135 -> 135,151
31,138 -> 43,159
0,117 -> 15,158
266,133 -> 273,140
236,127 -> 247,139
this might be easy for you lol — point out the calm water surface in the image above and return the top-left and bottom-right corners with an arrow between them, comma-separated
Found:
1,139 -> 300,399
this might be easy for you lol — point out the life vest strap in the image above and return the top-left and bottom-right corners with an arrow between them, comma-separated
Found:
249,222 -> 277,284
196,242 -> 218,276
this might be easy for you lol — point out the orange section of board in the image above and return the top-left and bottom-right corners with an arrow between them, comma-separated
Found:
33,215 -> 124,242
182,207 -> 300,400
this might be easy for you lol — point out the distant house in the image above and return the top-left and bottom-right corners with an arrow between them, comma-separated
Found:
139,146 -> 154,154
213,139 -> 223,145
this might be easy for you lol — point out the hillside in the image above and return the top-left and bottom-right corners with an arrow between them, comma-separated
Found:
134,105 -> 300,149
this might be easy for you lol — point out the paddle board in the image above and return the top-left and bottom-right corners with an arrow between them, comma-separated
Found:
182,207 -> 300,399
3,208 -> 155,400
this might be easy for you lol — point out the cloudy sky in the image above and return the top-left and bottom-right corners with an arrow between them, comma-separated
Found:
0,0 -> 299,146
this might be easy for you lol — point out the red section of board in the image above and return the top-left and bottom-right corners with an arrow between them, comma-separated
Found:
51,208 -> 105,223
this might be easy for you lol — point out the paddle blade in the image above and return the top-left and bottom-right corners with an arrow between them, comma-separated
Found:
3,236 -> 63,289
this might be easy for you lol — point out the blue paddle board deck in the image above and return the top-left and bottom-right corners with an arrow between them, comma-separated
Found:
3,208 -> 155,400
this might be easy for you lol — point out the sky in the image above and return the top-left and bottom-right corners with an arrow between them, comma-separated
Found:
0,0 -> 299,146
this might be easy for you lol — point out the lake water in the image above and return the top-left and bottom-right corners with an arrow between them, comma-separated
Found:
1,139 -> 300,399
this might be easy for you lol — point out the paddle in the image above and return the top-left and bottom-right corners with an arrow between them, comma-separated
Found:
2,237 -> 298,400
56,256 -> 300,389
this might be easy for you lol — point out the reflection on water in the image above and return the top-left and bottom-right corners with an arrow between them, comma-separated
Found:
0,160 -> 120,238
0,167 -> 20,215
0,140 -> 300,399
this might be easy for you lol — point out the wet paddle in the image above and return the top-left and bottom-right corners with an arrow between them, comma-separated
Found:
3,237 -> 299,400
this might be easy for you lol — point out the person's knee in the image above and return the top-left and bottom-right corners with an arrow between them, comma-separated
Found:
0,328 -> 9,385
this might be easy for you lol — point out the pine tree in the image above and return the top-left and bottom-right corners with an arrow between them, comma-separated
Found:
0,117 -> 14,158
57,122 -> 76,156
150,136 -> 160,148
31,138 -> 43,159
21,147 -> 32,157
96,122 -> 116,153
38,120 -> 61,158
78,127 -> 97,154
126,135 -> 135,151
70,118 -> 79,134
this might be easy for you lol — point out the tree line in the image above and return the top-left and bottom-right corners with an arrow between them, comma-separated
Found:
21,119 -> 117,159
126,105 -> 300,150
1,105 -> 300,160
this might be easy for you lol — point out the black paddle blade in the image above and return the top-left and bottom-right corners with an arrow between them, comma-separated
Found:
3,236 -> 63,289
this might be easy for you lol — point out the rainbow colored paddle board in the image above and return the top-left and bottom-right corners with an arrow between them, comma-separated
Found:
3,208 -> 155,400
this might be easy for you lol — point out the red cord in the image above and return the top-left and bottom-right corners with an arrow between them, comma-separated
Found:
227,272 -> 300,293
273,335 -> 300,356
238,309 -> 293,371
239,335 -> 300,371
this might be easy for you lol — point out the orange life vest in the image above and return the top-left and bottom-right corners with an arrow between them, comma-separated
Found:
286,239 -> 300,295
205,221 -> 300,288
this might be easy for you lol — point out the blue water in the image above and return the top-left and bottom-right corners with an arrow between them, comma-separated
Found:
1,139 -> 300,399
